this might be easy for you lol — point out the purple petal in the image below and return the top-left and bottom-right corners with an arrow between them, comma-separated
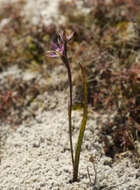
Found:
48,54 -> 59,58
46,51 -> 59,57
66,32 -> 74,41
51,42 -> 58,51
57,37 -> 63,47
59,44 -> 64,54
57,31 -> 64,42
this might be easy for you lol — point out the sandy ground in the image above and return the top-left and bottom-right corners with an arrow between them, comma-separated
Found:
0,0 -> 140,189
0,65 -> 140,190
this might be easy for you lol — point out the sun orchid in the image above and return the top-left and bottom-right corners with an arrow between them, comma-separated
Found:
47,31 -> 73,58
47,30 -> 75,173
47,30 -> 88,183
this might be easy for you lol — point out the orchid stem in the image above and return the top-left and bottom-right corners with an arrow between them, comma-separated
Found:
67,63 -> 74,169
62,40 -> 74,169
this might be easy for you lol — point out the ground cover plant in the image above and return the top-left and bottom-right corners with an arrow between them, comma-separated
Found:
0,1 -> 58,124
0,0 -> 140,186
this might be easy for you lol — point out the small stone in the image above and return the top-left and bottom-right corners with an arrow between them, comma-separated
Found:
33,141 -> 40,148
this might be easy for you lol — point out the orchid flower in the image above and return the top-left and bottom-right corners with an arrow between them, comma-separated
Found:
47,31 -> 73,58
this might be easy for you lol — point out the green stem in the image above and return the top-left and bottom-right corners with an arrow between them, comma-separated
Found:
73,64 -> 88,182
